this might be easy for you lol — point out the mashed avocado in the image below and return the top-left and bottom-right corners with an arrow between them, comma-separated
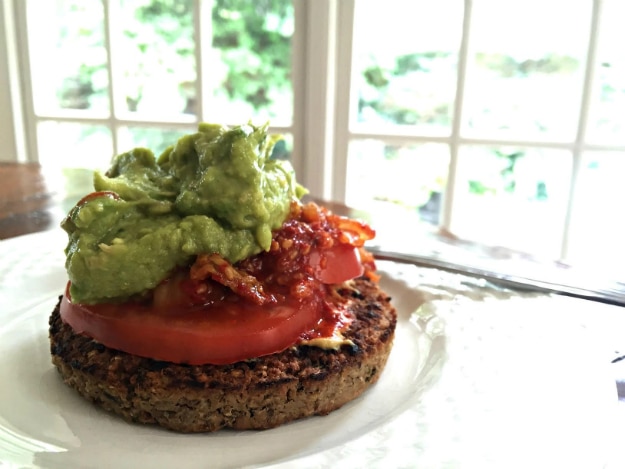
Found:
62,123 -> 305,304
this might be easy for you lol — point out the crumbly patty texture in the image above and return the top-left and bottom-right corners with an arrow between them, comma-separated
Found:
49,277 -> 397,433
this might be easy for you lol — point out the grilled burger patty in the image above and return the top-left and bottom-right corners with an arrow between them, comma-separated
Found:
49,277 -> 397,433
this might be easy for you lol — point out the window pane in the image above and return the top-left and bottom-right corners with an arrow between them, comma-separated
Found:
27,0 -> 109,115
207,1 -> 294,125
567,151 -> 625,271
37,121 -> 113,169
115,0 -> 196,118
451,146 -> 572,258
117,126 -> 192,157
345,141 -> 449,246
586,0 -> 625,145
268,133 -> 293,162
462,0 -> 592,141
352,0 -> 463,133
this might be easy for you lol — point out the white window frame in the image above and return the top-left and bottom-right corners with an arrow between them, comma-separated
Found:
1,0 -> 337,188
331,0 -> 625,261
2,0 -> 624,263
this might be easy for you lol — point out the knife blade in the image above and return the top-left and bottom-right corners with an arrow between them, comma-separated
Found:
368,246 -> 625,306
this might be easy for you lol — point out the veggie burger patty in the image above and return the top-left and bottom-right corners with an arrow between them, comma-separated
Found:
49,277 -> 396,433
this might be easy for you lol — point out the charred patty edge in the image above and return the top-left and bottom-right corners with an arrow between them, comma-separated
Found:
49,277 -> 397,432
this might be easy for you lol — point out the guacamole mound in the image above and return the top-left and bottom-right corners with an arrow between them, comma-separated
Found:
62,123 -> 305,304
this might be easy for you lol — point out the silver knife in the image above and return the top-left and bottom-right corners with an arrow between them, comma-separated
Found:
367,245 -> 625,306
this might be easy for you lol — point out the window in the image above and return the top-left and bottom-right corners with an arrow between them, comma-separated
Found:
339,0 -> 625,271
2,0 -> 624,272
14,0 -> 296,171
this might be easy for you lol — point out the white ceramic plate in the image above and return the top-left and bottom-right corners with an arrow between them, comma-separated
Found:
0,231 -> 620,468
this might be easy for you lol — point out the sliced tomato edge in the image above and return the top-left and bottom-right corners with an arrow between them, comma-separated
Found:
59,283 -> 325,365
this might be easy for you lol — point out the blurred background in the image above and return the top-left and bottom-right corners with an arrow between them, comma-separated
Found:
1,0 -> 624,273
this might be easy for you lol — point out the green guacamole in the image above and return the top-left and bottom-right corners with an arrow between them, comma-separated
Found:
62,123 -> 305,304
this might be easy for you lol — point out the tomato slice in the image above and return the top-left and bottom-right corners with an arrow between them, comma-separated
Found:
60,283 -> 323,365
309,245 -> 364,284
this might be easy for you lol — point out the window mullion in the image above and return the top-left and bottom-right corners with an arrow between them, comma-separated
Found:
290,0 -> 306,180
560,0 -> 601,261
103,0 -> 120,155
300,0 -> 338,200
330,0 -> 354,202
195,0 -> 214,122
442,0 -> 473,232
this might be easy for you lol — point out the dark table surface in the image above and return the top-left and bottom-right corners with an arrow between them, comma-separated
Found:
0,162 -> 62,239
